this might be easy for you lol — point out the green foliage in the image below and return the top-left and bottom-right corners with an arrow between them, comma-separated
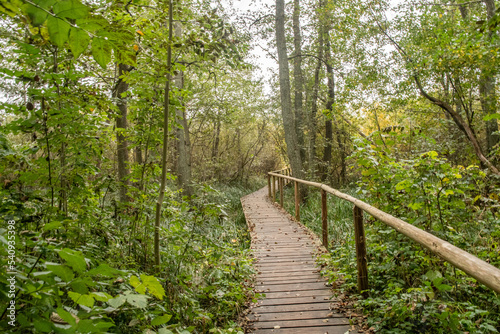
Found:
0,180 -> 256,333
278,134 -> 500,333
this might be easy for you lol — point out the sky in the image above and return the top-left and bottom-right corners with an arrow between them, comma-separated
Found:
222,0 -> 279,92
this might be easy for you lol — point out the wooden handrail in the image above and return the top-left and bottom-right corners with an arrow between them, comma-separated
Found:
268,171 -> 500,295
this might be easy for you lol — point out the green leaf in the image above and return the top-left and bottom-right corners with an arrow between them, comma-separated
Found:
24,5 -> 47,26
46,263 -> 74,282
53,0 -> 88,19
87,263 -> 123,277
130,275 -> 144,293
483,113 -> 500,121
141,274 -> 166,300
126,294 -> 149,308
68,291 -> 95,308
108,294 -> 126,308
158,329 -> 174,334
24,0 -> 56,26
91,292 -> 112,302
34,319 -> 53,332
58,248 -> 86,274
91,37 -> 111,69
76,16 -> 107,32
151,314 -> 172,326
395,180 -> 411,191
69,27 -> 90,58
43,221 -> 62,231
425,270 -> 442,282
0,0 -> 21,17
56,307 -> 76,327
408,202 -> 423,210
46,15 -> 71,47
70,279 -> 90,294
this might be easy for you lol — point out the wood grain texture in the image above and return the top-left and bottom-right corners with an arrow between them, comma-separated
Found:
241,187 -> 351,334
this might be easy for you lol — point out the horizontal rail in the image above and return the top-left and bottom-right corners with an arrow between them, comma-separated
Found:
268,172 -> 500,294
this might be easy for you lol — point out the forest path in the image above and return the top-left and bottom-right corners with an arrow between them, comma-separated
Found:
241,187 -> 352,334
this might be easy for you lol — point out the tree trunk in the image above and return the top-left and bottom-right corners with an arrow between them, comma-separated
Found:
482,0 -> 499,155
173,23 -> 192,197
309,24 -> 324,178
322,37 -> 334,182
276,0 -> 305,189
114,63 -> 133,204
154,0 -> 174,268
292,0 -> 305,162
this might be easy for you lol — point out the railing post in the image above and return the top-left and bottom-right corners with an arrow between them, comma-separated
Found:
272,175 -> 276,202
321,189 -> 328,248
353,205 -> 369,297
294,181 -> 300,221
279,177 -> 284,207
267,174 -> 271,198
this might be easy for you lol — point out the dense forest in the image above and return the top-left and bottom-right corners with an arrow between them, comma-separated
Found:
0,0 -> 499,333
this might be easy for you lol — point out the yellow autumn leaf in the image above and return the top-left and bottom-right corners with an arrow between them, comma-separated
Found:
133,44 -> 139,51
136,30 -> 144,36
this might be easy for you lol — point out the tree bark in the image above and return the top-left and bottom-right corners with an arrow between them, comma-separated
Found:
292,0 -> 305,161
309,24 -> 324,178
154,0 -> 174,268
322,36 -> 334,182
276,0 -> 305,189
481,0 -> 499,155
114,63 -> 133,204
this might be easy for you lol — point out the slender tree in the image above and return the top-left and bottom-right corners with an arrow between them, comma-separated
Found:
154,0 -> 174,268
114,63 -> 133,204
292,0 -> 305,161
275,0 -> 304,186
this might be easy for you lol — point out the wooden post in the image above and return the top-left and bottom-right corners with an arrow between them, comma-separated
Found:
321,189 -> 328,248
272,175 -> 276,202
267,174 -> 271,198
294,181 -> 300,221
279,177 -> 284,207
353,205 -> 369,297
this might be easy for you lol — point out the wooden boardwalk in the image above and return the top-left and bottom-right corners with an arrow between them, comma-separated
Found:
241,187 -> 352,334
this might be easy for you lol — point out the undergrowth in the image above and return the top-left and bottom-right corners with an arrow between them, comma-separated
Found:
0,180 -> 262,333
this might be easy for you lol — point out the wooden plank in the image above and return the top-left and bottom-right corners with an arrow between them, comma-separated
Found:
257,296 -> 333,306
256,275 -> 322,283
252,325 -> 351,334
256,262 -> 315,268
261,289 -> 331,299
256,268 -> 319,276
255,256 -> 315,262
253,317 -> 349,329
250,310 -> 344,322
256,282 -> 328,292
251,302 -> 333,313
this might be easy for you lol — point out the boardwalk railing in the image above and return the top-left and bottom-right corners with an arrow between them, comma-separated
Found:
267,168 -> 500,296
